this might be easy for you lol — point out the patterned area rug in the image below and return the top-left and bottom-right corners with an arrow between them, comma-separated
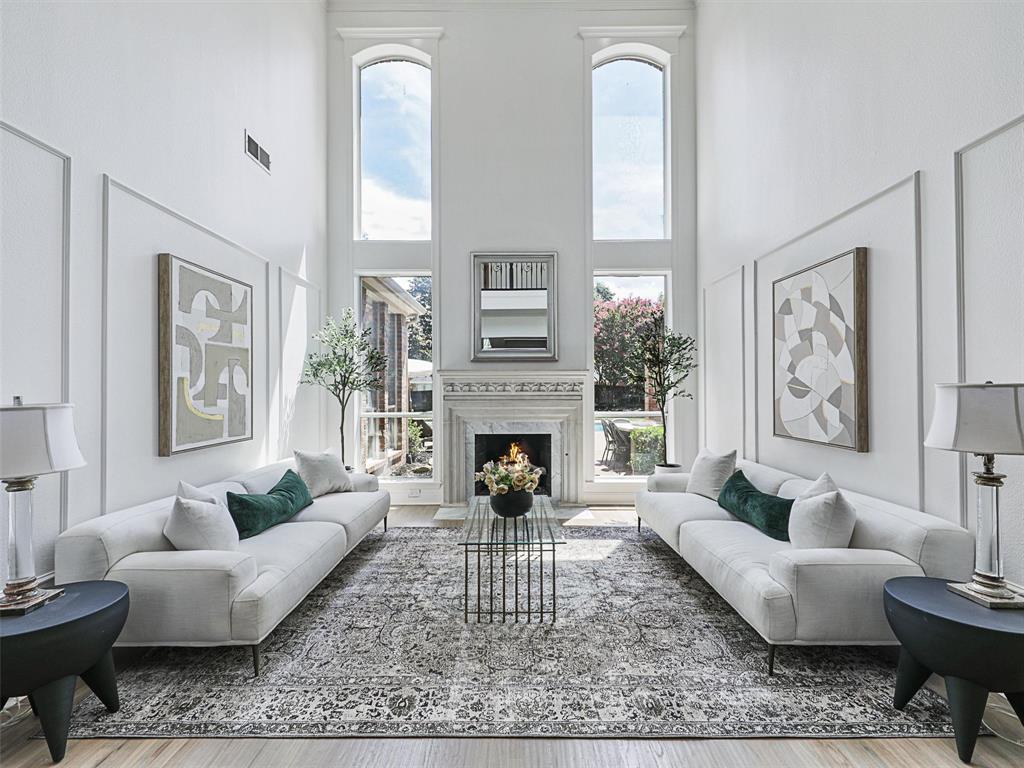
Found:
67,526 -> 955,738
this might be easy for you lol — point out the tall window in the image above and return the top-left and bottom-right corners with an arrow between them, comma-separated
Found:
593,274 -> 667,477
359,275 -> 433,478
359,60 -> 431,240
592,58 -> 665,240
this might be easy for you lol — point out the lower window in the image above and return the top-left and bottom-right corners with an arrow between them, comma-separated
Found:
593,273 -> 667,478
358,275 -> 434,479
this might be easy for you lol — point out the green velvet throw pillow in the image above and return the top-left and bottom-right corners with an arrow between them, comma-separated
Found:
226,470 -> 313,540
717,470 -> 793,542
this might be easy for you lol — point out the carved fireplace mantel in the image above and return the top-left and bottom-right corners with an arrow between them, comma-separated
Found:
439,371 -> 588,506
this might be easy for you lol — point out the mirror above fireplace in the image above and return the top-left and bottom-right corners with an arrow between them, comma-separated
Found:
472,252 -> 557,361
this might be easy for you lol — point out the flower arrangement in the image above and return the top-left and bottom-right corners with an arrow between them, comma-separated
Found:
474,443 -> 544,496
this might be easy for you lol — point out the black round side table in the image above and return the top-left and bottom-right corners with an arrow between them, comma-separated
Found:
0,580 -> 129,763
884,576 -> 1024,763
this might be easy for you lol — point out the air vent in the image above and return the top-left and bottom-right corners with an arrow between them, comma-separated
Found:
244,130 -> 271,174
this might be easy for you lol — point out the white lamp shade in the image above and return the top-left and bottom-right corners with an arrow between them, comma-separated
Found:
924,383 -> 1024,455
0,403 -> 86,479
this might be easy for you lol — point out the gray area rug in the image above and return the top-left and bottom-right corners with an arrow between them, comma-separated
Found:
67,526 -> 955,738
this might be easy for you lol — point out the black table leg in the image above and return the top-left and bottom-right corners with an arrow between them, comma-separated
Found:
893,647 -> 932,710
946,675 -> 989,764
80,650 -> 119,712
32,674 -> 77,763
1005,691 -> 1024,724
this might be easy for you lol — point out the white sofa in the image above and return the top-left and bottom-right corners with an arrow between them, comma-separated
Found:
637,459 -> 973,673
54,459 -> 390,674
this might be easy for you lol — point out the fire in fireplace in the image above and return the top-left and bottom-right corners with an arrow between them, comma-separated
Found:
474,433 -> 552,496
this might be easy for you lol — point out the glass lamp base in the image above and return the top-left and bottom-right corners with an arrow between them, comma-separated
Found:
948,579 -> 1024,609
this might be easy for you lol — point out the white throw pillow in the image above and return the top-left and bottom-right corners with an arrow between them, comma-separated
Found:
788,472 -> 857,549
164,490 -> 239,552
294,449 -> 353,497
176,480 -> 218,505
686,449 -> 737,500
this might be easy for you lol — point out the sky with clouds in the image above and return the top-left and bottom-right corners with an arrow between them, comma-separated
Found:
359,57 -> 664,243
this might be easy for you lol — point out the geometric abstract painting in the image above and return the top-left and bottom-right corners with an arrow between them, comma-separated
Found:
158,253 -> 253,455
772,248 -> 868,451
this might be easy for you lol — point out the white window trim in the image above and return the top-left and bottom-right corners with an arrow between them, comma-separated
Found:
335,28 -> 443,504
354,269 -> 442,499
590,41 -> 675,243
352,44 -> 433,244
581,28 -> 686,504
587,271 -> 673,496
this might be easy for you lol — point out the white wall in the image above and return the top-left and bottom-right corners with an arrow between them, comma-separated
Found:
0,1 -> 328,572
696,1 -> 1024,575
327,2 -> 698,489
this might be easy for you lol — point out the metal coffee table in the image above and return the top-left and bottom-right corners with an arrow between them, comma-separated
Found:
459,494 -> 565,623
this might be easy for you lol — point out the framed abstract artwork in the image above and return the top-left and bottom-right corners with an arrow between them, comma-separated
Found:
772,247 -> 868,452
158,253 -> 253,455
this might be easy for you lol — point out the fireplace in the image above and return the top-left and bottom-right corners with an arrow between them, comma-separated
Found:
474,433 -> 552,496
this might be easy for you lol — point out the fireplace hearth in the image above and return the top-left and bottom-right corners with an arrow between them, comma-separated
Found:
474,433 -> 552,496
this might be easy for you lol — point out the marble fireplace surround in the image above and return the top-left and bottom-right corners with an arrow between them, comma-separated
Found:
440,371 -> 587,507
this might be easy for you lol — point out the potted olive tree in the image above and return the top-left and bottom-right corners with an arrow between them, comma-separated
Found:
301,309 -> 387,465
625,317 -> 698,474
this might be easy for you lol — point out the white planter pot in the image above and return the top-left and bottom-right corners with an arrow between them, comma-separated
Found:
654,463 -> 685,474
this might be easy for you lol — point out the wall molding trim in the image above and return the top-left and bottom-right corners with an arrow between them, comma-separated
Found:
337,27 -> 445,40
751,171 -> 924,509
0,121 -> 72,538
579,25 -> 687,39
330,1 -> 691,11
953,113 -> 1024,528
700,265 -> 745,458
277,267 -> 326,457
100,175 -> 272,514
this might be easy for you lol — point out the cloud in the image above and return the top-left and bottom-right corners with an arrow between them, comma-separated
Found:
361,178 -> 431,240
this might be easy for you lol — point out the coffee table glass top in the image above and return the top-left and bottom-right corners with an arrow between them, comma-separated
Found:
459,494 -> 565,548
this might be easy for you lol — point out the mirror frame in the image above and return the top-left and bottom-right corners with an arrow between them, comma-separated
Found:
471,251 -> 558,362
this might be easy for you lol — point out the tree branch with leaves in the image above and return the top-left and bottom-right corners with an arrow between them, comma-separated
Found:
301,309 -> 387,464
625,317 -> 698,467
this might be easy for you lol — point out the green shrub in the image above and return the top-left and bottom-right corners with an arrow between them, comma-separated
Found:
630,426 -> 665,475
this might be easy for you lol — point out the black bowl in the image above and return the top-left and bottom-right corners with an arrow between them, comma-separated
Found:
489,489 -> 534,517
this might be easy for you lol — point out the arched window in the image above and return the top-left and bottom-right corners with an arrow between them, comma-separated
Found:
358,59 -> 431,240
592,57 -> 666,240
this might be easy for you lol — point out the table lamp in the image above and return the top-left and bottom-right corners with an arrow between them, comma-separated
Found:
924,382 -> 1024,608
0,397 -> 86,614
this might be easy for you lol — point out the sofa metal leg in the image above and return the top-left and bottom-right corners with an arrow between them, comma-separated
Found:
637,516 -> 641,532
252,645 -> 261,677
767,644 -> 776,677
384,515 -> 388,533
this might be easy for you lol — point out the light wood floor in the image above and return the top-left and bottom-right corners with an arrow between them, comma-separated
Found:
2,505 -> 1022,768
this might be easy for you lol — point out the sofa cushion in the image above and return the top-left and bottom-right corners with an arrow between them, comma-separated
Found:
678,520 -> 796,642
231,459 -> 297,495
686,449 -> 737,499
196,480 -> 248,509
231,521 -> 348,642
717,471 -> 793,542
227,470 -> 314,539
736,460 -> 800,496
290,490 -> 391,550
635,490 -> 736,554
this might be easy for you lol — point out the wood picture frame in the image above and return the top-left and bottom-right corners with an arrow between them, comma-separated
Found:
771,247 -> 868,452
158,253 -> 254,455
